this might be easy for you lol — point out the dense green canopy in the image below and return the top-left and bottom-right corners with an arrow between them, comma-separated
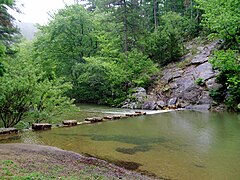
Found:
0,0 -> 239,128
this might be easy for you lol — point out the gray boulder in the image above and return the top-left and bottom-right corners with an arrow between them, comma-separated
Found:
194,62 -> 216,81
121,87 -> 147,109
168,97 -> 178,108
180,85 -> 202,104
162,68 -> 184,83
157,100 -> 166,108
206,78 -> 223,91
198,91 -> 212,104
185,104 -> 211,111
142,101 -> 157,110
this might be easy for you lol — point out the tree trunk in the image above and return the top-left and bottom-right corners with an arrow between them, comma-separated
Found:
153,0 -> 158,31
123,0 -> 128,52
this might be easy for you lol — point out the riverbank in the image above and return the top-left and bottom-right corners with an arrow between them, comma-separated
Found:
0,143 -> 155,179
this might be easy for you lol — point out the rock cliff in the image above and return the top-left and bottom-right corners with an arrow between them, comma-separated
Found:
122,41 -> 224,111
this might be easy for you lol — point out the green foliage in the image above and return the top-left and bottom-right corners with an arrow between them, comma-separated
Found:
0,42 -> 6,76
0,0 -> 20,54
72,57 -> 119,104
0,42 -> 75,127
210,50 -> 240,111
145,12 -> 188,65
209,88 -> 223,103
71,50 -> 157,106
34,4 -> 97,78
123,50 -> 158,87
195,78 -> 204,86
32,2 -> 204,106
196,0 -> 240,50
33,3 -> 158,106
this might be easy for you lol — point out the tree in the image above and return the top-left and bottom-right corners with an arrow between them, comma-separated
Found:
34,4 -> 97,78
94,0 -> 146,52
0,42 -> 74,127
210,50 -> 240,111
145,12 -> 187,65
153,0 -> 159,31
196,0 -> 240,50
0,0 -> 20,54
0,42 -> 6,76
0,0 -> 19,77
71,50 -> 158,105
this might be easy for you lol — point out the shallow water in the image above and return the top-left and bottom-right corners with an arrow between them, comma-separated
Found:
2,105 -> 240,179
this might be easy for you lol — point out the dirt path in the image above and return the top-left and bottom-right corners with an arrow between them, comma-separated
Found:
0,143 -> 155,179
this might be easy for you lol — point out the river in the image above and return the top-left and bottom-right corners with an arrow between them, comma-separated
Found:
1,104 -> 240,179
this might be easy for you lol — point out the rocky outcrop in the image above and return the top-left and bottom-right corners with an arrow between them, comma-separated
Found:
121,87 -> 147,109
121,41 -> 223,111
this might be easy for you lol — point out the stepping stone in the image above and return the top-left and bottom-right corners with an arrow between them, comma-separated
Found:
63,120 -> 77,126
85,117 -> 103,123
32,123 -> 52,130
135,111 -> 147,115
125,114 -> 134,117
112,115 -> 122,119
77,121 -> 91,125
0,128 -> 18,135
103,116 -> 113,120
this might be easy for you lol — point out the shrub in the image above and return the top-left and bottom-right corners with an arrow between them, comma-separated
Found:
210,50 -> 240,111
145,12 -> 191,65
0,43 -> 75,127
71,50 -> 158,106
195,78 -> 204,86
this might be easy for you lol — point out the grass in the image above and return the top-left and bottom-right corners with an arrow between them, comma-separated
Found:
176,57 -> 192,68
0,160 -> 109,180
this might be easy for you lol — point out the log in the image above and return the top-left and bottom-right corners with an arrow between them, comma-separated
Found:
62,120 -> 77,126
32,123 -> 52,130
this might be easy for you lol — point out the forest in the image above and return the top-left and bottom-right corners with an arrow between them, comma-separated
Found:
0,0 -> 239,128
